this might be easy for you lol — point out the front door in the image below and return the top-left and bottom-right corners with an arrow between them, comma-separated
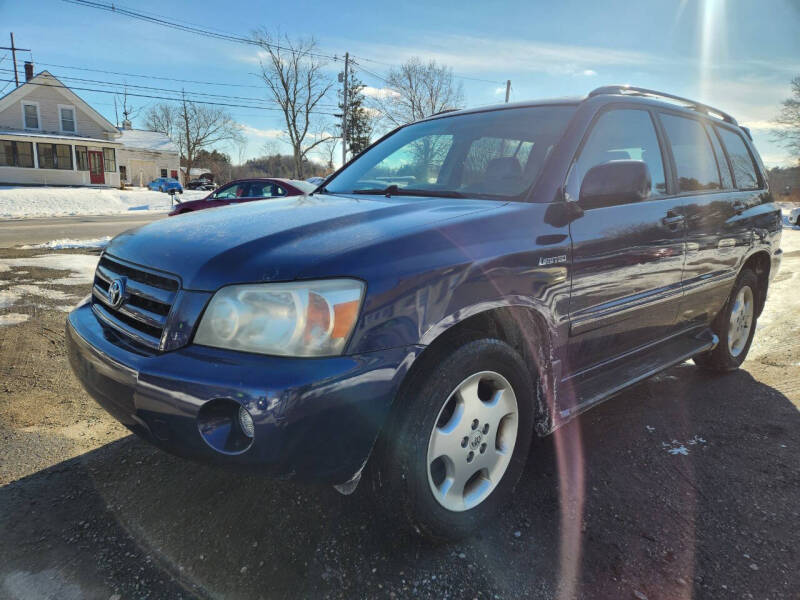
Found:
88,151 -> 105,184
565,107 -> 686,374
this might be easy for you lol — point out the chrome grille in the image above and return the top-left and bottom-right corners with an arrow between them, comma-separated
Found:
91,255 -> 179,350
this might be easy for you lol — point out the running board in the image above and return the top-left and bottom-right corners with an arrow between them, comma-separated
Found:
556,328 -> 718,423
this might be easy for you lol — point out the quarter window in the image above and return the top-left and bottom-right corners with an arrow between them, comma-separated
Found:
660,114 -> 721,193
60,107 -> 76,132
22,103 -> 39,129
715,126 -> 760,190
568,108 -> 667,201
0,140 -> 34,167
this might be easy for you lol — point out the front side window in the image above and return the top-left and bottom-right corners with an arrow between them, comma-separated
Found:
60,107 -> 76,133
22,103 -> 39,129
0,140 -> 34,168
75,146 -> 89,171
660,113 -> 721,193
715,126 -> 760,190
214,183 -> 249,199
103,148 -> 116,172
567,108 -> 667,201
326,105 -> 577,200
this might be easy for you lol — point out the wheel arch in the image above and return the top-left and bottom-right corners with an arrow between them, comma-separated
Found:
741,249 -> 771,316
404,305 -> 559,436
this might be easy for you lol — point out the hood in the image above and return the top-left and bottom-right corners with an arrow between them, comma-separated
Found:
106,193 -> 499,290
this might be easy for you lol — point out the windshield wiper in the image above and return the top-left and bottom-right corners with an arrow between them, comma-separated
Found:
350,185 -> 465,198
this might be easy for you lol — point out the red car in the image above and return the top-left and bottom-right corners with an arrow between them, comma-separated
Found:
168,178 -> 317,216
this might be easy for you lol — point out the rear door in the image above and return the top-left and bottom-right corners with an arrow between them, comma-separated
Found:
566,107 -> 687,373
657,113 -> 754,326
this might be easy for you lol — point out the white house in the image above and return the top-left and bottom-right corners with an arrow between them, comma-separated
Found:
0,63 -> 179,188
117,123 -> 180,187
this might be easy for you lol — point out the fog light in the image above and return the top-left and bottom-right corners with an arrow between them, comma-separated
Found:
238,405 -> 254,438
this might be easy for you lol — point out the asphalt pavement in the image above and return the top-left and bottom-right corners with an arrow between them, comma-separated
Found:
0,213 -> 165,248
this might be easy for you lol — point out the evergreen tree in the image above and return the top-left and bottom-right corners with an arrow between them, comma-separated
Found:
339,69 -> 374,159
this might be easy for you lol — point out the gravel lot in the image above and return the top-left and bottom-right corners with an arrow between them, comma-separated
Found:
0,224 -> 798,600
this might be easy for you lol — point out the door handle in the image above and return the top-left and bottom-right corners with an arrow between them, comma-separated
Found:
662,212 -> 685,227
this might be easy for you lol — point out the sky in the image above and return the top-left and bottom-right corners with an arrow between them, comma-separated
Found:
1,0 -> 799,168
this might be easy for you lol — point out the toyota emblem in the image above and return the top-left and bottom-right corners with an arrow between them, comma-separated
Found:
107,278 -> 126,308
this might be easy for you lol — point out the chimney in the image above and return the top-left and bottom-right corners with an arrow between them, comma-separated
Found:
122,119 -> 132,130
24,61 -> 33,82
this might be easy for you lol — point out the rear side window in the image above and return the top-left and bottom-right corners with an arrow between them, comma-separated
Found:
568,108 -> 667,200
660,114 -> 721,193
715,127 -> 760,190
706,124 -> 734,189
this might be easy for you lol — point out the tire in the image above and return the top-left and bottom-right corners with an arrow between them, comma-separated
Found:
374,338 -> 535,541
693,268 -> 759,372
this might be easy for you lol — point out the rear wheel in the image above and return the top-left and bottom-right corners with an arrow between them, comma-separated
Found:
375,338 -> 534,540
694,269 -> 758,371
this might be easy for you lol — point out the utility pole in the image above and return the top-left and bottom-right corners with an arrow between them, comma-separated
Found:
0,33 -> 31,87
341,52 -> 349,167
505,80 -> 511,103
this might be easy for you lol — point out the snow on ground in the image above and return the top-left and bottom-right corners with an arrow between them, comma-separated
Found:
19,237 -> 112,250
0,186 -> 207,219
0,254 -> 99,284
0,313 -> 29,326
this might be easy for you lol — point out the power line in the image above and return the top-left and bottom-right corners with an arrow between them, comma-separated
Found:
0,78 -> 339,116
37,60 -> 265,89
0,67 -> 340,110
60,0 -> 342,62
59,0 -> 506,87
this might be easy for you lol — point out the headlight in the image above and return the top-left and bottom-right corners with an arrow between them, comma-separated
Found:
194,279 -> 365,357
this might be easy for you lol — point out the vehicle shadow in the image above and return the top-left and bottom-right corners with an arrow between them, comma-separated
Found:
0,363 -> 797,600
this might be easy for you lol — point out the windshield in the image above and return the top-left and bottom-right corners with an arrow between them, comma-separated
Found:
325,105 -> 576,200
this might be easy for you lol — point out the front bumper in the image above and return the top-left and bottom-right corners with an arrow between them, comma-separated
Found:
67,304 -> 421,484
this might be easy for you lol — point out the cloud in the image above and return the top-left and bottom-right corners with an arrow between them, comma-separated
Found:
240,125 -> 284,139
494,86 -> 506,95
344,34 -> 663,76
361,85 -> 399,99
582,69 -> 597,77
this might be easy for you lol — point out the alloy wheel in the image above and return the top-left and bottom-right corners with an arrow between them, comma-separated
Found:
426,371 -> 519,512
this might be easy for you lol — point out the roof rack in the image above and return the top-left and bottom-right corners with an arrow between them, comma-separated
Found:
588,85 -> 738,126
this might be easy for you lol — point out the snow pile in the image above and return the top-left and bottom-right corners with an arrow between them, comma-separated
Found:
0,186 -> 207,219
19,236 -> 112,250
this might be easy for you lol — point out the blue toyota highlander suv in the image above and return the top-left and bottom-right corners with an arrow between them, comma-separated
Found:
67,86 -> 782,540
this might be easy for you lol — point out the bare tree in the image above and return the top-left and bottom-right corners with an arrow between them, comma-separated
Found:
253,31 -> 334,178
145,95 -> 243,184
773,76 -> 800,159
375,57 -> 465,127
319,135 -> 339,171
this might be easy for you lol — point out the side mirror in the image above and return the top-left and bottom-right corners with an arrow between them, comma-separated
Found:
579,160 -> 651,209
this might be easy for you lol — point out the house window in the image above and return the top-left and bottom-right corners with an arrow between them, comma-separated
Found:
103,148 -> 116,172
37,143 -> 73,170
160,168 -> 168,178
22,103 -> 40,130
59,106 -> 76,133
0,140 -> 34,168
119,165 -> 127,182
75,146 -> 89,171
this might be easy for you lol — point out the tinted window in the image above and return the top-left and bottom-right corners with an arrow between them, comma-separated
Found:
326,105 -> 577,200
568,109 -> 666,200
660,114 -> 720,192
246,182 -> 285,198
707,125 -> 734,189
715,126 -> 760,190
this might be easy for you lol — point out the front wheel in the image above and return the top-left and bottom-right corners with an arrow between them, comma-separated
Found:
694,268 -> 758,371
375,338 -> 534,540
